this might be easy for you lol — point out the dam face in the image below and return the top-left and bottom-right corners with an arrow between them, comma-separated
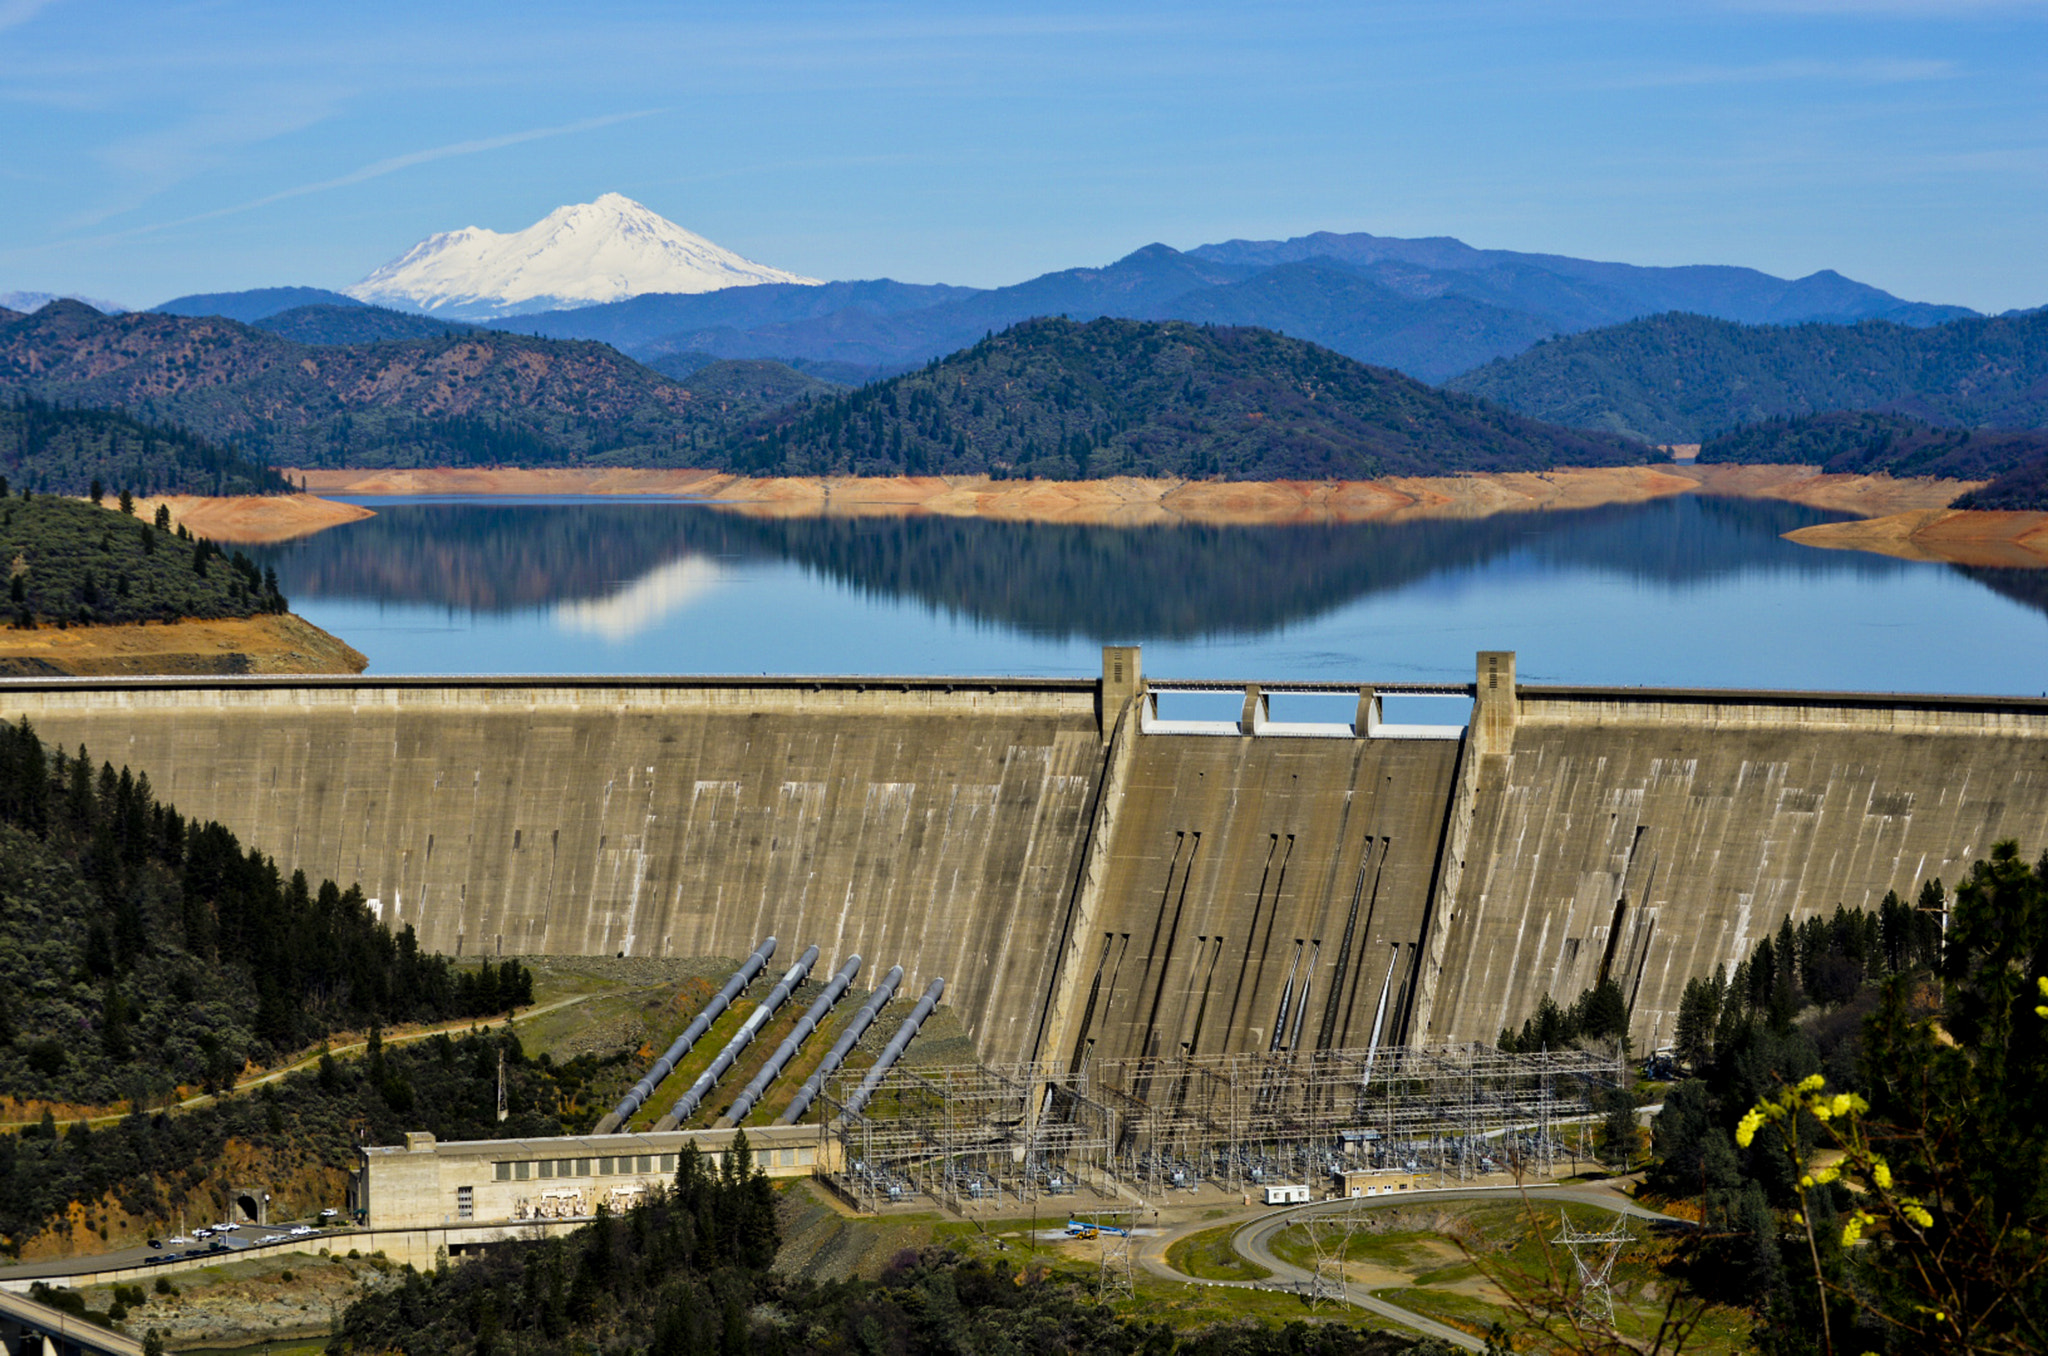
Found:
8,654 -> 2046,1067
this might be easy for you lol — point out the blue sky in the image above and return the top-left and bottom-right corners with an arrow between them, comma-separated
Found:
2,0 -> 2044,311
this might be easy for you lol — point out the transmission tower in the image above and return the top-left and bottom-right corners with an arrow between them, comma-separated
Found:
1095,1211 -> 1137,1302
1553,1210 -> 1631,1329
1307,1213 -> 1360,1310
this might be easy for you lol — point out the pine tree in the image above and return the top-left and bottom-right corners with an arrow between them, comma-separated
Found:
1674,975 -> 1721,1069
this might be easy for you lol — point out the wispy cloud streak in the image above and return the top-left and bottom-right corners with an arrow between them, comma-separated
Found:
112,109 -> 667,239
0,0 -> 59,34
1600,57 -> 1957,90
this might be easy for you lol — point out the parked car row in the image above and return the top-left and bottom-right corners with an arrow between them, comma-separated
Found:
141,1218 -> 334,1263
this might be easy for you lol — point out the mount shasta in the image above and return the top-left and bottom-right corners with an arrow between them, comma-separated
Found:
345,193 -> 818,320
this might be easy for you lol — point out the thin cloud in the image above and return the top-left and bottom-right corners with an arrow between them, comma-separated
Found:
1722,1 -> 2048,13
0,0 -> 58,34
108,109 -> 668,240
1603,57 -> 1958,90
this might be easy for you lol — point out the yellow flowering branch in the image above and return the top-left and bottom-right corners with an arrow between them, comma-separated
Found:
1726,971 -> 2048,1356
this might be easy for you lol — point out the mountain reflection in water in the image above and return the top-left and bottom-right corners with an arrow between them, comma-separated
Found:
252,494 -> 1921,644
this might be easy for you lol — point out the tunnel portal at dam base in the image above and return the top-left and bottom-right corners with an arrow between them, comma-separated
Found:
5,648 -> 2044,1082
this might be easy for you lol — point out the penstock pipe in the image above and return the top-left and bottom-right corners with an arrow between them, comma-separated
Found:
717,953 -> 863,1128
653,944 -> 819,1130
593,936 -> 776,1134
775,964 -> 903,1125
844,976 -> 946,1118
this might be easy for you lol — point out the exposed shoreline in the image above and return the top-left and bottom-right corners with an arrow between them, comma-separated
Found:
136,491 -> 374,544
0,613 -> 368,677
1786,508 -> 2048,568
287,462 -> 1977,530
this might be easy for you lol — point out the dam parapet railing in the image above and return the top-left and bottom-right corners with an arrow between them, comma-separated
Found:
7,661 -> 2048,741
1513,684 -> 2048,736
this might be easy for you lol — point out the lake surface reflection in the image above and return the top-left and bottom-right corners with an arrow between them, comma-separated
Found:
250,495 -> 2048,693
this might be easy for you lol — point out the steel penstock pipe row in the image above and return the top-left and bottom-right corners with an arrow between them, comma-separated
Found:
591,936 -> 776,1134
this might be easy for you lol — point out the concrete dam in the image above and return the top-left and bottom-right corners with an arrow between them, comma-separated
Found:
6,649 -> 2045,1071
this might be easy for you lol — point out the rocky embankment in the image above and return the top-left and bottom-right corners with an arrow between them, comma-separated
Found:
72,1250 -> 402,1350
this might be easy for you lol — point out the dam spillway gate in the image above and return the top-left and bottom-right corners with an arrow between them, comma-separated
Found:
5,647 -> 2046,1090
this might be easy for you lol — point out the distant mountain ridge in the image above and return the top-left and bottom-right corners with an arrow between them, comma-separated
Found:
128,225 -> 1978,386
345,193 -> 819,320
1447,310 -> 2048,442
1187,230 -> 1971,328
251,304 -> 463,345
482,237 -> 1971,384
155,286 -> 364,322
0,290 -> 127,315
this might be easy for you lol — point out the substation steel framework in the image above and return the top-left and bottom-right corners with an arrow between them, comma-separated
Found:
817,1043 -> 1622,1212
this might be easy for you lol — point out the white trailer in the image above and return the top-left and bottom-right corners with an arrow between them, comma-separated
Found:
1263,1183 -> 1312,1205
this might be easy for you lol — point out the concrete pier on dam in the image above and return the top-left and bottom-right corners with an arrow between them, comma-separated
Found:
3,650 -> 2045,1070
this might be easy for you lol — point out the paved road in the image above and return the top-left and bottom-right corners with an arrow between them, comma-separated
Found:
0,1225 -> 346,1281
1141,1183 -> 1683,1352
0,1286 -> 144,1353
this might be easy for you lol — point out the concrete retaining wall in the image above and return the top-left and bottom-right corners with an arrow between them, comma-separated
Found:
6,665 -> 2047,1063
0,677 -> 1104,1067
1423,686 -> 2048,1049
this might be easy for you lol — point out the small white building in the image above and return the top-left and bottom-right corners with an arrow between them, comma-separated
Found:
1263,1183 -> 1312,1205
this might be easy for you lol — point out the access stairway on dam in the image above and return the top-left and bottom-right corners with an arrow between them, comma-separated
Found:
595,937 -> 945,1136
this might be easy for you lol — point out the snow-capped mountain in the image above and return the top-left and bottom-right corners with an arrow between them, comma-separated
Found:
346,194 -> 818,320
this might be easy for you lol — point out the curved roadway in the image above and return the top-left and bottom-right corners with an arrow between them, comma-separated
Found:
1141,1184 -> 1682,1352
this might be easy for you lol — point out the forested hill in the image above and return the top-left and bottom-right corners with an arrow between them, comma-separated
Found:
0,302 -> 836,468
0,716 -> 556,1253
2,398 -> 289,497
1698,411 -> 2048,481
0,491 -> 287,626
1446,309 -> 2048,443
0,716 -> 530,1110
720,317 -> 1649,480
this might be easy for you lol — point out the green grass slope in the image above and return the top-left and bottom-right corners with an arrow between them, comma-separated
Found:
722,316 -> 1647,480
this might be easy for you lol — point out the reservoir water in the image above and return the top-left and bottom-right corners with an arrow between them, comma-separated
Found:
251,494 -> 2048,693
